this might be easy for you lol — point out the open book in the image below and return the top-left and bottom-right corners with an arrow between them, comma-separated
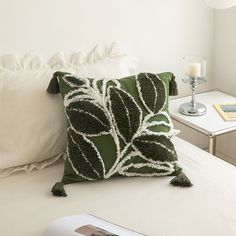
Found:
42,214 -> 146,236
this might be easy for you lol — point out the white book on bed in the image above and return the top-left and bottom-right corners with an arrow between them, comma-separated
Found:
42,214 -> 145,236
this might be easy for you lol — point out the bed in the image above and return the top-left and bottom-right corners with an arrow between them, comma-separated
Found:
1,137 -> 236,236
1,44 -> 236,236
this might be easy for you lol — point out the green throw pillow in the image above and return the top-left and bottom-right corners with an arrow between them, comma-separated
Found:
47,72 -> 192,196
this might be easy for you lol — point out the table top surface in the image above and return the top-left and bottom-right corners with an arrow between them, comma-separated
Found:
169,90 -> 236,136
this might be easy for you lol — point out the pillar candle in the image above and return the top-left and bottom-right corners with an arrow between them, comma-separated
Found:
188,63 -> 201,77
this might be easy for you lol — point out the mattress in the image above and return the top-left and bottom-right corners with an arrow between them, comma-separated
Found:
0,137 -> 236,236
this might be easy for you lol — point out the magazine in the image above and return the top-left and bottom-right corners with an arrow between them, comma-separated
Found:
42,214 -> 146,236
214,103 -> 236,121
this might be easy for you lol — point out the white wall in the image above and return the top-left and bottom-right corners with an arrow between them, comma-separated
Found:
0,0 -> 214,96
204,0 -> 236,9
213,6 -> 236,96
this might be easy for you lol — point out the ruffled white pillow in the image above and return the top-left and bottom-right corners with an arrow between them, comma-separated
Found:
0,43 -> 138,177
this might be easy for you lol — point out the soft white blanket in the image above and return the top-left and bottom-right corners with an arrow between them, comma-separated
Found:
0,137 -> 236,236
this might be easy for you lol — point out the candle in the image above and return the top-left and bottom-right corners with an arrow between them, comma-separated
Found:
188,62 -> 201,77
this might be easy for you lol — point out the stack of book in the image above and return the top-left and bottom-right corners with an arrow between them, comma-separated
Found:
214,103 -> 236,121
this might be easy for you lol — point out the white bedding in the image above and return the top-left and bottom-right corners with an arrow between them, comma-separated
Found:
0,137 -> 236,236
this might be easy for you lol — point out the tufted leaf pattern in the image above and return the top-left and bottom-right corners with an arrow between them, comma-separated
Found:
137,73 -> 166,113
68,128 -> 105,180
66,100 -> 110,136
133,135 -> 177,162
108,87 -> 142,143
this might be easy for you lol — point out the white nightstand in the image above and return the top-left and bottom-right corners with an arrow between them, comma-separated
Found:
169,90 -> 236,155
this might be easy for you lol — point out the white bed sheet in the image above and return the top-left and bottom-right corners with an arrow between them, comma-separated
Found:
0,137 -> 236,236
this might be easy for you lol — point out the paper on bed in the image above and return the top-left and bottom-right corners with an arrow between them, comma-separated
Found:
42,214 -> 146,236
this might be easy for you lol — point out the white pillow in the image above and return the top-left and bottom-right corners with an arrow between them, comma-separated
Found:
0,43 -> 138,177
48,43 -> 137,78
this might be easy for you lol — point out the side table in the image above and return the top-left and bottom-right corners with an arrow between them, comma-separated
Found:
169,90 -> 236,155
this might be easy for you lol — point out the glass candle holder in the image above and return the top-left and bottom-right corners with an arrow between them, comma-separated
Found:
179,56 -> 207,116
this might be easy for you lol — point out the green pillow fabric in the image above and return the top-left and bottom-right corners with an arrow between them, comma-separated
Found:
47,72 -> 192,196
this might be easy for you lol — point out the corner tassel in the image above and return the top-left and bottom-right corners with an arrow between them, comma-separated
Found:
170,172 -> 193,187
169,74 -> 178,96
47,74 -> 60,94
51,182 -> 67,197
